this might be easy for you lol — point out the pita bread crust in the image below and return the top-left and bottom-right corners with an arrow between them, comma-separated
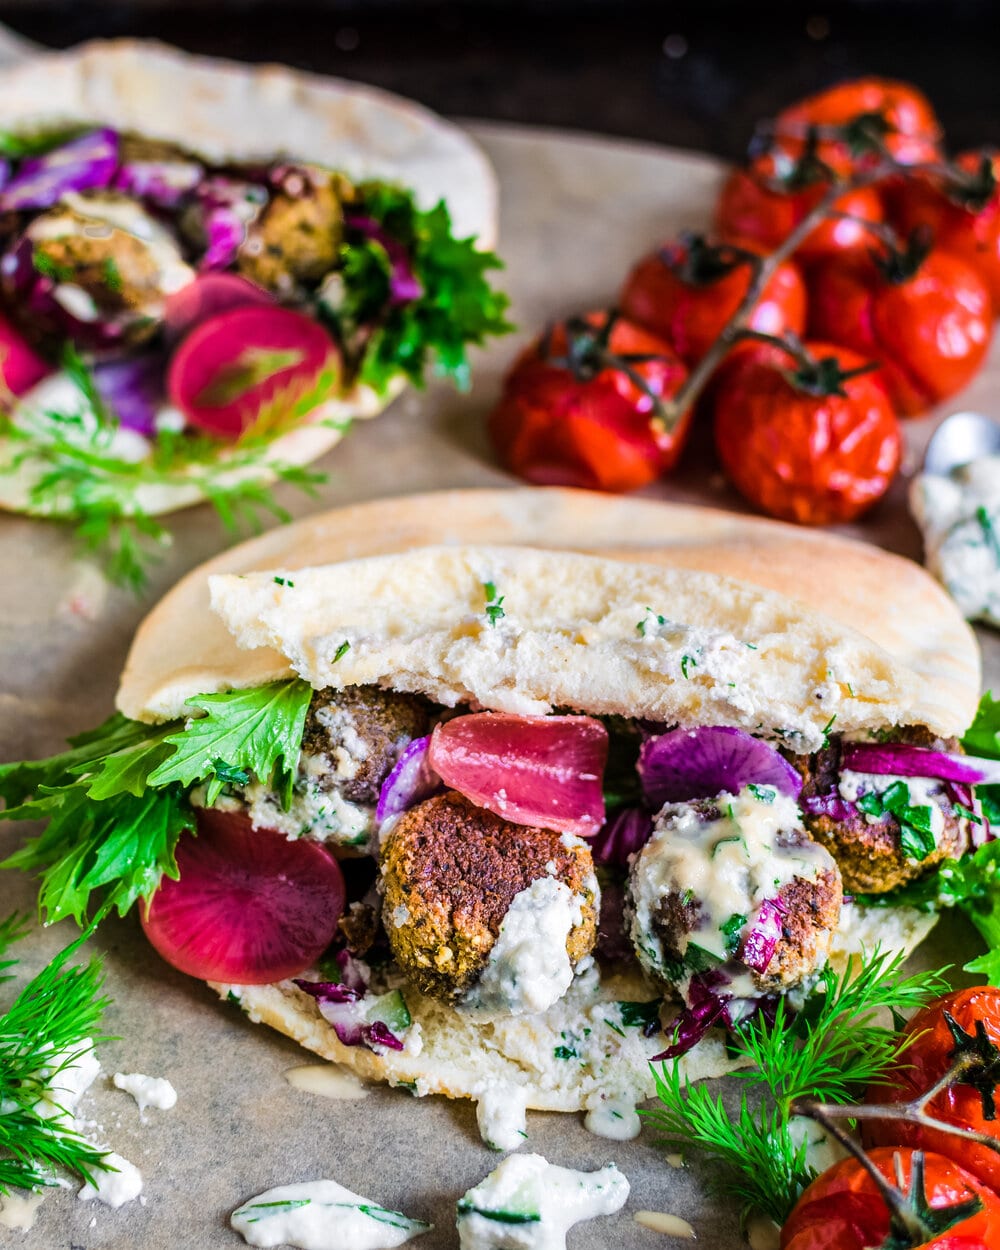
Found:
210,904 -> 936,1113
207,544 -> 944,752
116,489 -> 980,735
0,41 -> 496,518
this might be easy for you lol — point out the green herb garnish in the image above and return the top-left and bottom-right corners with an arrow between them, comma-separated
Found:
646,949 -> 948,1224
483,581 -> 506,627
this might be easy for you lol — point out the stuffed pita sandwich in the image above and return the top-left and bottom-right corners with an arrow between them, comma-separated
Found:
0,41 -> 505,584
0,489 -> 990,1146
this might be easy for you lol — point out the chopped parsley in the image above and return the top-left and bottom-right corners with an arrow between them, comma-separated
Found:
720,913 -> 748,957
553,1045 -> 578,1060
680,653 -> 697,679
483,581 -> 506,627
333,640 -> 351,662
273,576 -> 295,588
637,608 -> 667,637
856,780 -> 938,862
617,1000 -> 662,1031
747,784 -> 776,804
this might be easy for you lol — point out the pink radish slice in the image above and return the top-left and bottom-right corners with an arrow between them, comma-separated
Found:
0,311 -> 50,395
164,272 -> 273,341
427,712 -> 608,837
167,304 -> 339,439
140,807 -> 345,984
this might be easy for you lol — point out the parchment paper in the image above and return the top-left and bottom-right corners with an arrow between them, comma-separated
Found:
0,119 -> 998,1250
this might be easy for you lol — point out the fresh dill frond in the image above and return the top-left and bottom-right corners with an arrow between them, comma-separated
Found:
0,928 -> 113,1193
0,912 -> 31,981
646,948 -> 948,1224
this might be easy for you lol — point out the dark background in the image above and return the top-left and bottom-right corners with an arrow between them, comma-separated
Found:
0,1 -> 996,160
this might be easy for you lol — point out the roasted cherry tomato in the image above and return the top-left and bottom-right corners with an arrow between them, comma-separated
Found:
781,1147 -> 1000,1250
807,242 -> 993,416
712,339 -> 900,525
865,987 -> 1000,1193
619,236 -> 806,368
888,150 -> 1000,307
488,310 -> 689,493
774,77 -> 942,176
715,156 -> 885,268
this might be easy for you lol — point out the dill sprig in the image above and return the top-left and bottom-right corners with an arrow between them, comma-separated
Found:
645,949 -> 950,1224
0,350 -> 333,593
0,926 -> 113,1193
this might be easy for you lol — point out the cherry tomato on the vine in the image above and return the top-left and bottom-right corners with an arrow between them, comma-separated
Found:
889,150 -> 1000,307
488,310 -> 689,493
865,987 -> 1000,1193
807,242 -> 993,416
619,236 -> 806,368
781,1147 -> 1000,1250
712,340 -> 900,526
774,77 -> 942,176
715,156 -> 885,268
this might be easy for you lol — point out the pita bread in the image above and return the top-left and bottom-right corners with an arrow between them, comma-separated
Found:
114,487 -> 971,1122
118,487 -> 980,731
0,40 -> 498,517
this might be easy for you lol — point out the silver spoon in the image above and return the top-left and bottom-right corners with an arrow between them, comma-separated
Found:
922,410 -> 1000,476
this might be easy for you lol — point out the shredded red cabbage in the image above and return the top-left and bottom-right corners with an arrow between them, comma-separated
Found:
375,735 -> 441,824
113,159 -> 204,209
591,807 -> 654,866
92,354 -> 166,435
1,129 -> 119,211
194,178 -> 266,270
639,726 -> 802,808
841,742 -> 1000,785
293,978 -> 405,1051
740,897 -> 786,974
652,971 -> 732,1061
345,213 -> 422,306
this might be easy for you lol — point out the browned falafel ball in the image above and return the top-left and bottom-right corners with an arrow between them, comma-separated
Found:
300,685 -> 432,806
380,791 -> 599,1012
792,734 -> 970,894
12,194 -> 194,349
237,167 -> 346,295
627,789 -> 843,997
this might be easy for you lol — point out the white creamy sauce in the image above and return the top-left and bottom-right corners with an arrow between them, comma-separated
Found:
633,1211 -> 697,1240
15,374 -> 153,464
475,1083 -> 529,1151
231,1179 -> 431,1250
284,1064 -> 369,1101
583,1094 -> 641,1141
838,771 -> 946,840
788,1116 -> 848,1176
112,1071 -> 178,1117
628,788 -> 834,994
0,1190 -> 45,1231
911,454 -> 1000,625
744,1214 -> 782,1250
29,190 -> 194,295
78,1152 -> 144,1209
457,1154 -> 629,1250
200,781 -> 373,849
463,877 -> 585,1018
32,1040 -> 102,1121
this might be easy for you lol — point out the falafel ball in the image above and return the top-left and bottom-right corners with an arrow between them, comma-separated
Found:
792,733 -> 970,894
237,166 -> 346,296
627,787 -> 843,998
10,193 -> 194,350
380,791 -> 599,1013
300,685 -> 432,806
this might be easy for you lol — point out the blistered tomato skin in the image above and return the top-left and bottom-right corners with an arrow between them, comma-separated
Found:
715,161 -> 885,268
774,77 -> 942,175
865,987 -> 1000,1192
781,1147 -> 1000,1250
712,341 -> 901,526
488,311 -> 690,494
807,249 -> 993,416
889,150 -> 1000,307
618,240 -> 806,367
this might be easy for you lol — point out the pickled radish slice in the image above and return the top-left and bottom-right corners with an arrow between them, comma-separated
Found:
140,807 -> 345,984
638,725 -> 802,807
164,272 -> 273,341
166,304 -> 339,438
427,712 -> 608,836
0,311 -> 49,395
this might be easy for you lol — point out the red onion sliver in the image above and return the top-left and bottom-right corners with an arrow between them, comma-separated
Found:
740,897 -> 786,974
639,726 -> 802,807
375,735 -> 441,824
841,743 -> 1000,785
592,807 -> 654,866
